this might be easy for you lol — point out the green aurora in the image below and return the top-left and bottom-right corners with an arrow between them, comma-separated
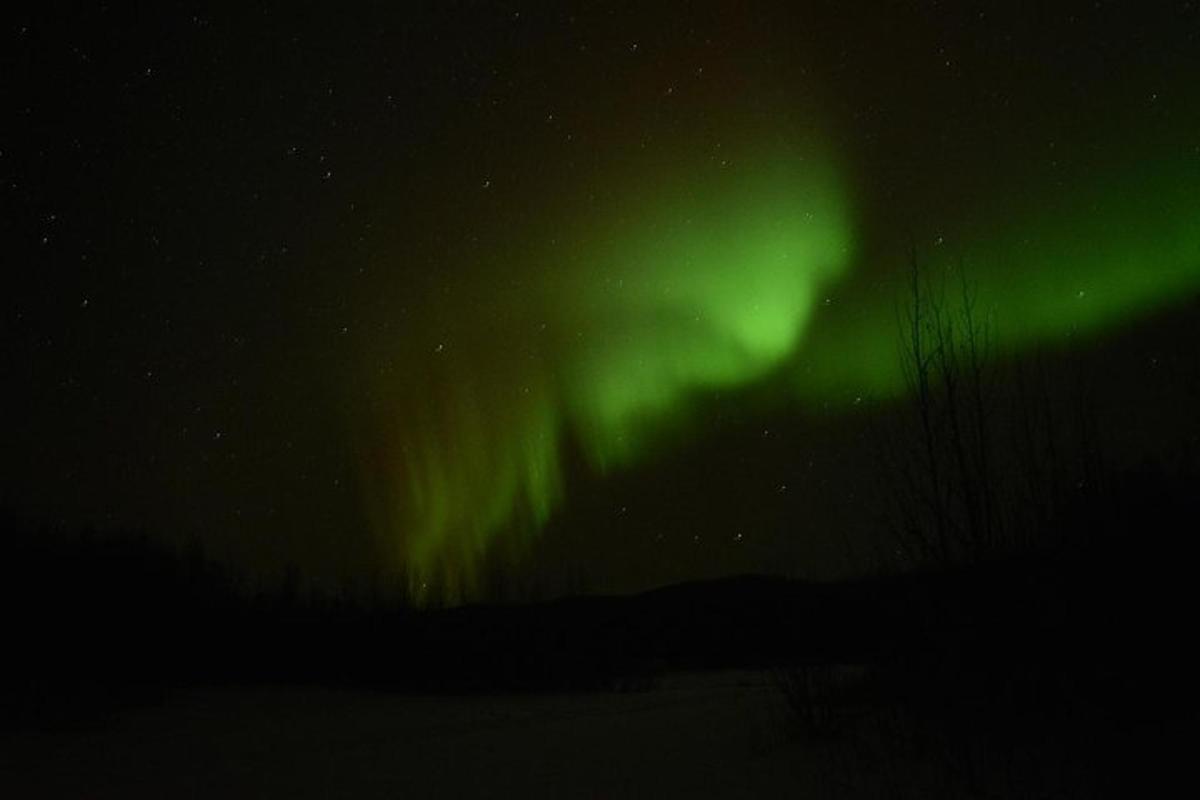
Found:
361,135 -> 1199,598
798,154 -> 1200,401
362,143 -> 854,596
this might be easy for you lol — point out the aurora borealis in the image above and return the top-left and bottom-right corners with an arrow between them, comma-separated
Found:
365,136 -> 1200,594
361,141 -> 854,593
797,151 -> 1200,401
358,78 -> 1200,594
6,2 -> 1200,599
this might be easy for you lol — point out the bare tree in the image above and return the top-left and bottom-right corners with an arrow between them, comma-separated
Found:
876,247 -> 1117,570
879,248 -> 1002,568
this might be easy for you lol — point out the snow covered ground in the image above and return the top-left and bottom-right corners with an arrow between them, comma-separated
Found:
2,671 -> 826,798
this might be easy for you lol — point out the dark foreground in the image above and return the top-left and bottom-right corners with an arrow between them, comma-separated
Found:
3,655 -> 1191,799
2,488 -> 1196,798
3,672 -> 808,799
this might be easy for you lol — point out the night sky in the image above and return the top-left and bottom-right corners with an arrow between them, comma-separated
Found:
5,2 -> 1199,599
